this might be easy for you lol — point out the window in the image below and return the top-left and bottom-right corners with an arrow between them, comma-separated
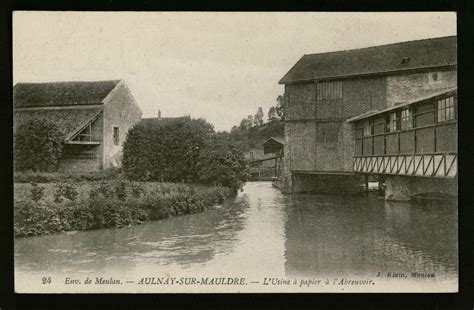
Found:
400,108 -> 412,130
363,120 -> 372,136
113,126 -> 119,145
72,124 -> 92,142
385,114 -> 391,132
391,111 -> 400,131
317,81 -> 342,100
437,96 -> 455,123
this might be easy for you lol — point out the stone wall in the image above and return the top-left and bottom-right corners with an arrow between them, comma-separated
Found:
386,69 -> 457,106
102,82 -> 142,169
385,175 -> 458,201
292,173 -> 366,195
342,76 -> 388,117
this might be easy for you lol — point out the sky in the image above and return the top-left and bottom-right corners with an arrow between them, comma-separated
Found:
13,12 -> 456,131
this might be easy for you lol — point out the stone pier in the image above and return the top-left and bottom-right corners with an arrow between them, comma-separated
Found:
289,173 -> 366,195
384,175 -> 458,201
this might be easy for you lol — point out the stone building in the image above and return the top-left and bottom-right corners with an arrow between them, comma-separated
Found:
278,36 -> 456,194
14,80 -> 142,172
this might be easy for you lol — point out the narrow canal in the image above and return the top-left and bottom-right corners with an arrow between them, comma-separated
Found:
15,182 -> 458,292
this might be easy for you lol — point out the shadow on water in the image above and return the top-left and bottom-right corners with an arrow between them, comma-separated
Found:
283,193 -> 457,279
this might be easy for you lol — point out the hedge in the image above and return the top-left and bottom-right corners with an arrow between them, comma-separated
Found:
14,180 -> 231,237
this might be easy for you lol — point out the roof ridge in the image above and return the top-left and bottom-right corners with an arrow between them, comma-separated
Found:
14,79 -> 122,86
302,35 -> 456,58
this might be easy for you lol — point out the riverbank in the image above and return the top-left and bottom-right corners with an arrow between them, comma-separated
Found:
14,180 -> 231,237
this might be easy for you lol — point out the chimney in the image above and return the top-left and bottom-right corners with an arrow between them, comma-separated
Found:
158,109 -> 161,119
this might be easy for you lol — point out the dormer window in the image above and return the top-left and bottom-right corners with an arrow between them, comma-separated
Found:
72,124 -> 92,142
401,57 -> 410,64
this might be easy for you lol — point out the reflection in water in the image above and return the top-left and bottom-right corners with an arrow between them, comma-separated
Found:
15,182 -> 457,283
283,193 -> 457,280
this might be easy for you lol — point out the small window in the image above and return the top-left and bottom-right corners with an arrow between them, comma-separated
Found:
437,96 -> 455,123
113,126 -> 119,146
400,108 -> 412,130
432,72 -> 438,81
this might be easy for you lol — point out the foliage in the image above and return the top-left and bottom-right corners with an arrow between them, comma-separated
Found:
197,134 -> 248,192
122,117 -> 247,192
229,95 -> 286,152
53,182 -> 78,203
14,168 -> 123,184
30,183 -> 45,202
275,94 -> 288,121
14,119 -> 65,172
123,116 -> 214,182
14,181 -> 231,237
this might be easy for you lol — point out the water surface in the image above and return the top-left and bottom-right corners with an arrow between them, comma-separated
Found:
15,182 -> 457,292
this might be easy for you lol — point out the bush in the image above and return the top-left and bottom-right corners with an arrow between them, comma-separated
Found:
122,117 -> 247,192
14,119 -> 65,172
14,168 -> 123,184
123,117 -> 214,182
14,181 -> 232,237
53,182 -> 78,203
30,183 -> 45,202
197,134 -> 249,192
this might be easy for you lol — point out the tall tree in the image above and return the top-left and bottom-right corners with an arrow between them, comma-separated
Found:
268,106 -> 277,122
275,95 -> 287,121
254,107 -> 264,127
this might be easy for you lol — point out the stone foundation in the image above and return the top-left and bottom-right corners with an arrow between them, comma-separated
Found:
290,173 -> 366,195
384,175 -> 458,201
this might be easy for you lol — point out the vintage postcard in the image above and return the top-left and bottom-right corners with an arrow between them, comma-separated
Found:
13,11 -> 458,293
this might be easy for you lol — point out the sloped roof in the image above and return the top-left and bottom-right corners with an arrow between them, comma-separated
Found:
263,136 -> 285,146
279,36 -> 456,84
346,86 -> 457,123
14,108 -> 102,140
13,80 -> 121,108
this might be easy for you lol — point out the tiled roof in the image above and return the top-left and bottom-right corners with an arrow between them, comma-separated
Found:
263,136 -> 285,146
13,80 -> 121,108
280,36 -> 456,84
14,108 -> 103,140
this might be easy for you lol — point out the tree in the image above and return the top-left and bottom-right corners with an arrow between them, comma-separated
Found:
122,117 -> 248,192
268,106 -> 278,122
275,95 -> 287,121
14,119 -> 65,172
123,117 -> 214,182
239,116 -> 253,131
197,133 -> 248,192
254,107 -> 264,127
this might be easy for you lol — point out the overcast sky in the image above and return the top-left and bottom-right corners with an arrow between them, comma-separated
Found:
13,12 -> 456,131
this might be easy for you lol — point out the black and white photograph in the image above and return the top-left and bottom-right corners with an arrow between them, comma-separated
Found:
12,11 -> 458,293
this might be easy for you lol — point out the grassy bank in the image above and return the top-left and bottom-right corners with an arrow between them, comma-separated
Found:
14,180 -> 231,237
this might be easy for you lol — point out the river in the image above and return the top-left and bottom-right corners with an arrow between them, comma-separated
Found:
14,182 -> 458,293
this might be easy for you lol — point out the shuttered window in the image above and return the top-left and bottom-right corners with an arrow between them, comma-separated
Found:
317,81 -> 342,100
